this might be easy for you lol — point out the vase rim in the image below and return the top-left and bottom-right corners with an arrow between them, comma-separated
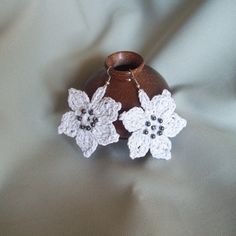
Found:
105,51 -> 144,80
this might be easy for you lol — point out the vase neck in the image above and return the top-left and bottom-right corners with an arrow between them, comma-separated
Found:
105,51 -> 144,81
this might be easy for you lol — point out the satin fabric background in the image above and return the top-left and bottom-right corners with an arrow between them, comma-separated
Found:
0,0 -> 236,235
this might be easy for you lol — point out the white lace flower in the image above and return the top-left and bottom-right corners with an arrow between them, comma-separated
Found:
58,86 -> 121,158
120,89 -> 187,160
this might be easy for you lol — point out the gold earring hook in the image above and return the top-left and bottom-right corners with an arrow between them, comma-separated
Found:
105,66 -> 112,85
129,69 -> 140,89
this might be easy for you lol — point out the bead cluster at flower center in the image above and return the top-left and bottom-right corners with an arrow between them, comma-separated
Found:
77,108 -> 98,131
143,115 -> 165,139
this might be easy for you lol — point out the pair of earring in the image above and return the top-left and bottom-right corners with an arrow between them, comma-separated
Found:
58,67 -> 187,160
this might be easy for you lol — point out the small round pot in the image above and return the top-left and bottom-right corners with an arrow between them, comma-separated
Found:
84,51 -> 169,139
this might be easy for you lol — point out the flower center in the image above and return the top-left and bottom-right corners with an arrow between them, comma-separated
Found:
143,115 -> 165,139
77,109 -> 98,131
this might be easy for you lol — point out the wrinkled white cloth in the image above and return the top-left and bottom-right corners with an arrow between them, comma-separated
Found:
0,1 -> 236,236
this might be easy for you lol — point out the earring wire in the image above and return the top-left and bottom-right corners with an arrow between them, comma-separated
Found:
129,69 -> 140,89
105,66 -> 112,86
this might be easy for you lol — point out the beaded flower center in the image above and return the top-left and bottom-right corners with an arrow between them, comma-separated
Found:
143,114 -> 165,139
77,108 -> 98,131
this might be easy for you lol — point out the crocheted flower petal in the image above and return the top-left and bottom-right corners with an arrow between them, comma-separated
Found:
76,130 -> 98,158
58,111 -> 79,137
150,136 -> 172,160
91,86 -> 107,106
120,107 -> 146,132
93,97 -> 121,123
128,130 -> 150,159
138,89 -> 151,110
68,88 -> 90,111
164,112 -> 187,138
93,123 -> 119,146
151,89 -> 176,122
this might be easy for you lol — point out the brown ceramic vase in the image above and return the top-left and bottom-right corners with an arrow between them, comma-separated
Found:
84,51 -> 169,139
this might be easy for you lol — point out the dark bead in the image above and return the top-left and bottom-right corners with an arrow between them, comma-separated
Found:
159,125 -> 164,131
143,129 -> 149,135
151,115 -> 156,120
151,125 -> 156,130
87,117 -> 90,121
91,122 -> 96,127
157,130 -> 163,136
81,109 -> 86,114
145,121 -> 151,126
86,126 -> 91,131
158,118 -> 163,123
77,116 -> 82,121
88,109 -> 93,115
151,134 -> 156,139
93,117 -> 98,123
80,125 -> 85,129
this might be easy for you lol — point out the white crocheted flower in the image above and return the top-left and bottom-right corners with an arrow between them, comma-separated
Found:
58,86 -> 121,158
120,89 -> 186,160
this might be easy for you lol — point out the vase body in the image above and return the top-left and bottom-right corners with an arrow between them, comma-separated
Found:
84,51 -> 169,139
